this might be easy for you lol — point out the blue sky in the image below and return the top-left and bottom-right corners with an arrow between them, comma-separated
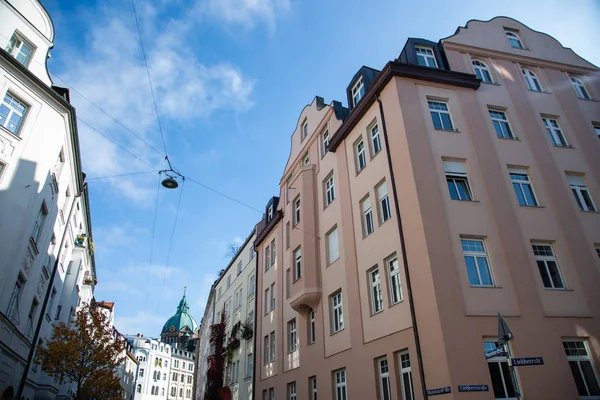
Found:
41,0 -> 600,336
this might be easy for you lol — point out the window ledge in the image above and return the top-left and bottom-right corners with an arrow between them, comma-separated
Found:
370,150 -> 382,161
469,285 -> 500,289
355,167 -> 366,177
497,136 -> 520,141
390,300 -> 404,307
434,128 -> 460,133
576,97 -> 598,102
519,204 -> 544,208
482,81 -> 501,86
543,288 -> 572,292
330,328 -> 345,336
0,125 -> 23,141
579,210 -> 600,214
552,144 -> 574,149
450,199 -> 480,203
370,310 -> 383,317
244,376 -> 252,382
527,89 -> 551,94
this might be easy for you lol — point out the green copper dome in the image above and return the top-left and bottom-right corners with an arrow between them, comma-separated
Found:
161,291 -> 198,334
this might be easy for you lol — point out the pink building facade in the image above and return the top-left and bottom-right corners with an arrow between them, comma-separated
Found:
253,17 -> 600,400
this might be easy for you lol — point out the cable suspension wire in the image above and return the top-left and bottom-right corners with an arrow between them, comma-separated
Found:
157,178 -> 185,312
86,170 -> 158,181
144,173 -> 162,323
130,0 -> 169,158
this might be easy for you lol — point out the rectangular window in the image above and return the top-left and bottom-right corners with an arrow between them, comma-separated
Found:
489,110 -> 515,139
334,369 -> 347,400
356,139 -> 367,172
227,275 -> 231,288
399,351 -> 415,400
532,242 -> 565,289
370,123 -> 382,155
218,287 -> 222,299
331,291 -> 344,333
263,335 -> 270,365
55,305 -> 62,321
264,287 -> 270,314
294,197 -> 301,225
325,174 -> 335,207
361,197 -> 374,237
302,119 -> 308,140
428,101 -> 454,131
32,201 -> 48,244
461,238 -> 494,287
369,268 -> 383,314
249,275 -> 255,296
271,239 -> 276,266
595,246 -> 600,260
593,123 -> 600,139
509,168 -> 538,206
265,244 -> 271,271
269,388 -> 274,400
484,341 -> 517,399
352,77 -> 365,106
286,221 -> 290,249
46,288 -> 57,318
568,174 -> 597,212
288,382 -> 296,400
444,160 -> 473,201
377,181 -> 391,223
294,248 -> 302,281
246,352 -> 253,377
309,308 -> 315,344
288,318 -> 297,353
543,117 -> 568,147
303,152 -> 310,166
7,274 -> 25,322
322,129 -> 330,156
415,46 -> 437,68
378,357 -> 392,400
270,283 -> 276,311
0,93 -> 28,135
563,340 -> 600,397
388,257 -> 403,305
310,376 -> 317,400
6,33 -> 35,66
270,331 -> 276,362
237,260 -> 243,275
327,227 -> 339,265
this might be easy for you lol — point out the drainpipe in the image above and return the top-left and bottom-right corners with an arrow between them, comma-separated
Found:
251,243 -> 259,400
376,94 -> 428,399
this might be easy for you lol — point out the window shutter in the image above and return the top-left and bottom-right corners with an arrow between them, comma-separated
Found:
567,174 -> 585,186
377,182 -> 388,200
443,160 -> 467,174
328,228 -> 339,263
508,167 -> 527,175
361,197 -> 371,212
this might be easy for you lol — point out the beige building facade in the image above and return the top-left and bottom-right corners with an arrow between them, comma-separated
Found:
253,17 -> 600,400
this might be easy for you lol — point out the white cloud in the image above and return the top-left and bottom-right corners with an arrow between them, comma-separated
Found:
115,310 -> 168,337
203,0 -> 290,30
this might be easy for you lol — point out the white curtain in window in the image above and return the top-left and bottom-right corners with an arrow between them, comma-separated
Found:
443,160 -> 466,174
327,228 -> 339,264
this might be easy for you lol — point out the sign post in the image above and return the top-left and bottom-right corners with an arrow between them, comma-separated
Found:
497,313 -> 521,400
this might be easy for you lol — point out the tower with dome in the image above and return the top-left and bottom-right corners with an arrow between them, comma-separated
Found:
161,288 -> 199,352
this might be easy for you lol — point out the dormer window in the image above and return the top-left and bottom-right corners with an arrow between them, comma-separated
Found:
415,47 -> 437,68
6,32 -> 35,67
352,77 -> 365,106
267,205 -> 274,221
505,30 -> 525,49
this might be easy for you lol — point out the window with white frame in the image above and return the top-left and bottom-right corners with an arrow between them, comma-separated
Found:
302,119 -> 308,140
303,152 -> 310,166
593,123 -> 600,139
294,196 -> 301,225
270,283 -> 275,311
322,129 -> 330,156
505,30 -> 524,49
352,77 -> 365,106
356,139 -> 367,172
370,123 -> 381,155
522,68 -> 543,92
269,388 -> 274,400
286,222 -> 290,249
264,287 -> 270,314
444,160 -> 473,201
542,117 -> 568,147
227,275 -> 231,288
388,257 -> 402,305
0,92 -> 28,135
325,173 -> 335,206
377,181 -> 391,223
310,376 -> 317,400
294,248 -> 302,281
369,268 -> 383,314
0,162 -> 5,182
32,201 -> 48,244
270,331 -> 276,361
288,382 -> 296,400
309,308 -> 315,344
7,273 -> 25,323
271,239 -> 276,266
472,60 -> 493,83
570,76 -> 591,100
532,242 -> 565,289
399,351 -> 415,400
334,369 -> 347,400
6,32 -> 35,66
361,197 -> 374,236
267,205 -> 274,220
288,318 -> 297,353
263,335 -> 270,365
246,352 -> 253,377
249,275 -> 255,296
509,168 -> 538,206
327,227 -> 339,265
428,100 -> 454,131
415,46 -> 437,68
489,110 -> 515,139
218,287 -> 222,299
567,174 -> 597,212
564,340 -> 600,397
461,238 -> 494,287
484,341 -> 517,399
237,260 -> 243,275
331,291 -> 344,333
378,357 -> 392,400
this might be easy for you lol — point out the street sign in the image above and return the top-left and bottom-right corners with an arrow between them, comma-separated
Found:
485,346 -> 506,359
427,387 -> 451,396
497,312 -> 514,345
511,357 -> 544,366
458,385 -> 489,392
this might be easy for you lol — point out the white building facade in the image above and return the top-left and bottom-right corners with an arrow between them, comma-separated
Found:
195,232 -> 257,400
129,335 -> 172,400
0,1 -> 97,399
169,348 -> 194,400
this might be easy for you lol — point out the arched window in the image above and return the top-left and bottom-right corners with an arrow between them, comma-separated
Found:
522,69 -> 542,92
161,388 -> 165,396
505,31 -> 524,49
570,76 -> 591,100
472,60 -> 493,83
136,384 -> 142,393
